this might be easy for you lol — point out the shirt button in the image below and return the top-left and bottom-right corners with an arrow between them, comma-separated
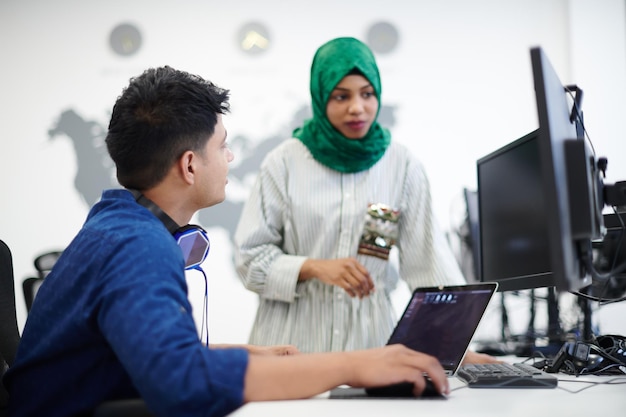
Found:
337,293 -> 343,300
334,329 -> 340,335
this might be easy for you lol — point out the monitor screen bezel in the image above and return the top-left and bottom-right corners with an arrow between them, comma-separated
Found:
531,46 -> 592,292
477,129 -> 555,291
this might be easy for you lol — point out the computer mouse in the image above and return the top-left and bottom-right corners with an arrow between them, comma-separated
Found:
365,378 -> 443,398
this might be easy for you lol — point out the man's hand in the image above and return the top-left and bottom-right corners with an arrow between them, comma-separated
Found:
344,344 -> 449,396
300,258 -> 374,298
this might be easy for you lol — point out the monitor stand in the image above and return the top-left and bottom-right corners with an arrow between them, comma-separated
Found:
474,288 -> 566,358
578,296 -> 594,341
472,293 -> 515,356
512,287 -> 565,358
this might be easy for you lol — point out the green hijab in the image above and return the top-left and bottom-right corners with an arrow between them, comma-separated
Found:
293,37 -> 391,173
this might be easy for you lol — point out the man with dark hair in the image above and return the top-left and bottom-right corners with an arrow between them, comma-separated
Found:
4,66 -> 449,417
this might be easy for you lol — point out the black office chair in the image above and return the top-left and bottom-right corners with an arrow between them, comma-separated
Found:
22,250 -> 63,312
0,239 -> 21,417
33,250 -> 63,277
22,277 -> 43,313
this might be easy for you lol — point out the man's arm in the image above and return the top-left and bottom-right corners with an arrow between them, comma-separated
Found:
210,343 -> 299,356
243,344 -> 449,401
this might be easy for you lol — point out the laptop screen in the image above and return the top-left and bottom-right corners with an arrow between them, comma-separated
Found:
387,283 -> 497,374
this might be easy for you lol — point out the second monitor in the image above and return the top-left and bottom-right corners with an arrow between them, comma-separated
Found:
477,46 -> 605,294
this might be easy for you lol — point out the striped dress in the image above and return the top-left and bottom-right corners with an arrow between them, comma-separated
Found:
234,138 -> 466,353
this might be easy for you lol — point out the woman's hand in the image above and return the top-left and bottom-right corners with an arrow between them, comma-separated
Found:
300,258 -> 375,298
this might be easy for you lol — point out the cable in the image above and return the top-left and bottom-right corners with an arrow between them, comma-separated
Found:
555,377 -> 626,394
191,266 -> 210,348
564,86 -> 594,154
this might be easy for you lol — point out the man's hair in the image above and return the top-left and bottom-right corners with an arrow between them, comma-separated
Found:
105,66 -> 230,190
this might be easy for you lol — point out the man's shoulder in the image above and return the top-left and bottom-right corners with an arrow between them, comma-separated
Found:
81,193 -> 173,259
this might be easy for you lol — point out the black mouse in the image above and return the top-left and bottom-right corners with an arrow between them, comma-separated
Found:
365,378 -> 443,398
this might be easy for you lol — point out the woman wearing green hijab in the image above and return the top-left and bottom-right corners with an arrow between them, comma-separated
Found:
235,37 -> 490,361
293,36 -> 391,173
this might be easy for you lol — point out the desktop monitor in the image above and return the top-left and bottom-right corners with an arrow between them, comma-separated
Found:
476,47 -> 604,293
462,188 -> 481,282
478,129 -> 549,291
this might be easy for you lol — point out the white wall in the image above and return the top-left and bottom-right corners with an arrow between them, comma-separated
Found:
1,0 -> 625,344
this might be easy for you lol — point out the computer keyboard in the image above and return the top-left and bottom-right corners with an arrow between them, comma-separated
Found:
456,362 -> 558,388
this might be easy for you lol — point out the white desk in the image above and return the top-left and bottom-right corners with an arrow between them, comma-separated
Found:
229,373 -> 626,417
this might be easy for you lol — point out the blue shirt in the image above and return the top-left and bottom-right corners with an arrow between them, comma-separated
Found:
4,189 -> 248,417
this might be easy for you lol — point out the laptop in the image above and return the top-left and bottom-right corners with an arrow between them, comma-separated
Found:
385,282 -> 498,376
330,282 -> 498,399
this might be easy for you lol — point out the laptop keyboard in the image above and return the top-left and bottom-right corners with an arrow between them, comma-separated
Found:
456,362 -> 558,388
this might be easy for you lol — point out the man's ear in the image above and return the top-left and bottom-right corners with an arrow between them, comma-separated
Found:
178,150 -> 196,185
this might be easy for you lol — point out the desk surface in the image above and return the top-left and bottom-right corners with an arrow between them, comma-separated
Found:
229,372 -> 626,417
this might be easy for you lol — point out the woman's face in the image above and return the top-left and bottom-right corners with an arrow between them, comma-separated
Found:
325,74 -> 378,139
